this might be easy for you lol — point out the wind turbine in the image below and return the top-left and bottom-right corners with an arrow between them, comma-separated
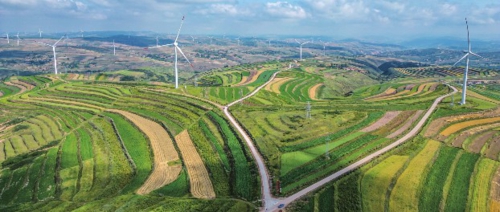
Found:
16,32 -> 20,46
236,37 -> 240,46
190,35 -> 196,43
38,35 -> 65,75
295,39 -> 310,60
38,29 -> 43,38
113,40 -> 116,55
5,33 -> 9,44
322,41 -> 329,56
267,39 -> 272,47
208,36 -> 213,45
145,16 -> 193,89
156,36 -> 159,47
80,30 -> 84,38
453,18 -> 483,105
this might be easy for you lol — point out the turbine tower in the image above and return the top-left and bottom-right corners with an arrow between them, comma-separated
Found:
113,40 -> 116,56
80,30 -> 84,38
295,39 -> 310,61
322,42 -> 329,56
38,29 -> 43,38
39,35 -> 65,75
16,32 -> 20,46
5,33 -> 9,44
236,37 -> 240,46
145,16 -> 193,89
156,36 -> 159,47
453,18 -> 483,105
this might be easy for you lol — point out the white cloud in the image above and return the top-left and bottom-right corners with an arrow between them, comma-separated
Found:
265,1 -> 308,19
196,4 -> 239,16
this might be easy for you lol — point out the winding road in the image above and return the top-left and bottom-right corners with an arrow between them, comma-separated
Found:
223,64 -> 458,212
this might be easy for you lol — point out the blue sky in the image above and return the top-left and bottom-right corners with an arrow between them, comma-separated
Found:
0,0 -> 499,41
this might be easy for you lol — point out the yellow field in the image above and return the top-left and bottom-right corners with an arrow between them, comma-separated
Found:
361,155 -> 408,212
490,167 -> 500,212
264,77 -> 292,94
175,130 -> 215,199
389,140 -> 441,212
425,108 -> 500,138
470,158 -> 498,212
308,83 -> 323,100
440,117 -> 500,137
107,109 -> 182,195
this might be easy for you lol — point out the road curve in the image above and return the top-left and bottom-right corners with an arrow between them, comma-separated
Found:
223,70 -> 282,211
267,84 -> 458,211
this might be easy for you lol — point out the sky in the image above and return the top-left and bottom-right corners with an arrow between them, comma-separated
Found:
0,0 -> 499,41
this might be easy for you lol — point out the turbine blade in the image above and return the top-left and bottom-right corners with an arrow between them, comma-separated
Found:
53,35 -> 65,46
453,53 -> 469,66
465,18 -> 471,52
470,52 -> 484,59
295,39 -> 301,44
176,46 -> 193,67
174,16 -> 185,42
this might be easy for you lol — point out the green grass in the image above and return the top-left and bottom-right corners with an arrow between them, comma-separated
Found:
61,133 -> 79,169
37,148 -> 58,200
444,152 -> 480,212
153,169 -> 189,197
419,146 -> 459,212
360,155 -> 408,212
105,112 -> 153,194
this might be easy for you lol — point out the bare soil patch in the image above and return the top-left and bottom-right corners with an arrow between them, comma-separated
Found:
4,81 -> 27,94
361,111 -> 401,132
175,130 -> 215,199
490,167 -> 500,211
107,109 -> 182,195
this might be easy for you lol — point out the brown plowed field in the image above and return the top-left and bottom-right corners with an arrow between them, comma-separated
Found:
309,83 -> 323,100
469,131 -> 496,153
450,123 -> 500,147
387,110 -> 424,139
361,111 -> 401,132
4,81 -> 27,94
486,136 -> 500,160
107,109 -> 181,195
175,130 -> 215,199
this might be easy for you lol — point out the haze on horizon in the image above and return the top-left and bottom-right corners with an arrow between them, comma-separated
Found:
0,0 -> 499,42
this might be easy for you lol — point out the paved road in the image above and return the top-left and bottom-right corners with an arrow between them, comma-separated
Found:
223,70 -> 282,211
266,84 -> 458,211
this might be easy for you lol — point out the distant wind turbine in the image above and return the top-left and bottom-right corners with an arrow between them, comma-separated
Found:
156,36 -> 159,47
267,39 -> 271,47
80,30 -> 84,38
453,18 -> 484,105
38,35 -> 66,75
113,40 -> 116,56
145,16 -> 193,89
5,33 -> 9,44
16,32 -> 20,46
295,39 -> 310,60
190,35 -> 196,43
208,36 -> 213,45
236,37 -> 240,46
38,29 -> 43,38
322,41 -> 329,56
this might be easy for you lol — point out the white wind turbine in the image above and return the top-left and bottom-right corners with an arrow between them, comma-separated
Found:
145,16 -> 193,89
113,39 -> 116,55
453,18 -> 483,105
38,29 -> 43,38
236,37 -> 240,46
322,41 -> 329,56
295,39 -> 310,60
156,36 -> 159,47
5,33 -> 9,44
80,30 -> 84,38
16,32 -> 20,46
190,35 -> 196,43
39,35 -> 65,75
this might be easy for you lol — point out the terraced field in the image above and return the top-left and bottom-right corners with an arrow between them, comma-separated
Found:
0,75 -> 259,211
